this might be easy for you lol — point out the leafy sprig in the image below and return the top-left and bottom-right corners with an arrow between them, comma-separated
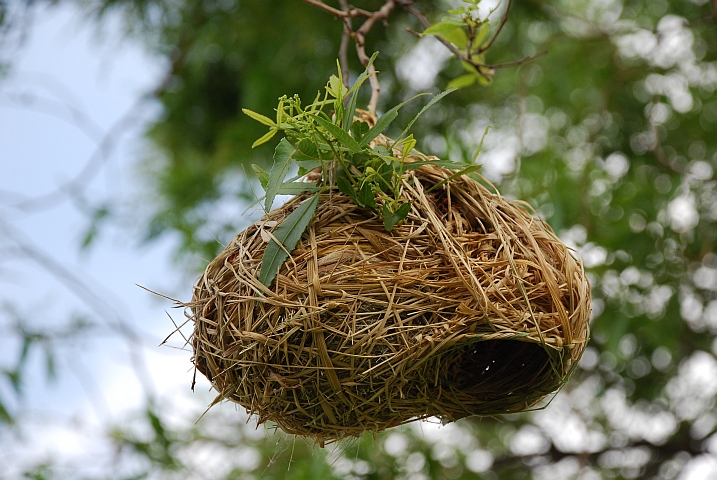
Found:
243,57 -> 481,287
421,0 -> 502,88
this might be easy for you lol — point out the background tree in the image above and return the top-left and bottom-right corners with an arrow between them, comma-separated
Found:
3,0 -> 717,478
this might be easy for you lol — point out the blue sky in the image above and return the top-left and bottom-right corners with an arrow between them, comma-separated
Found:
0,4 -> 216,472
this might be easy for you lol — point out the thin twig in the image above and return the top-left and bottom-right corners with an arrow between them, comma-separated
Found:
300,0 -> 348,18
355,0 -> 397,113
338,0 -> 351,90
404,6 -> 464,59
485,50 -> 548,69
300,0 -> 373,18
403,27 -> 457,60
477,0 -> 512,54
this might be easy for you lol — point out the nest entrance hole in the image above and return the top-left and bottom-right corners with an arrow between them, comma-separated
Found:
448,340 -> 552,401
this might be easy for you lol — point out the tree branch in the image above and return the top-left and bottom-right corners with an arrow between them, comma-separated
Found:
404,3 -> 543,82
302,0 -> 417,112
302,0 -> 535,109
300,0 -> 348,18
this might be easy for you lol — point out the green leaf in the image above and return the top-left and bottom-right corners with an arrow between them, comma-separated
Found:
443,27 -> 469,48
327,74 -> 346,100
476,73 -> 493,86
293,150 -> 322,162
360,110 -> 399,148
276,97 -> 285,126
242,108 -> 277,127
297,139 -> 319,158
427,164 -> 482,192
357,182 -> 376,209
397,89 -> 456,142
350,121 -> 370,141
423,21 -> 464,37
252,128 -> 278,148
351,152 -> 372,168
395,135 -> 417,165
472,125 -> 491,163
383,202 -> 412,231
252,164 -> 269,189
277,181 -> 322,195
314,115 -> 361,153
346,52 -> 378,98
295,160 -> 322,175
447,74 -> 477,90
265,138 -> 296,212
337,176 -> 359,204
358,94 -> 427,149
258,194 -> 320,288
343,52 -> 378,131
474,23 -> 491,48
462,60 -> 477,73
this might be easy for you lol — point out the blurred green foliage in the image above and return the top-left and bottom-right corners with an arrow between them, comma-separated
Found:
5,0 -> 717,478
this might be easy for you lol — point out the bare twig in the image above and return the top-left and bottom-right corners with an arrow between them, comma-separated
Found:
404,7 -> 464,59
303,0 -> 402,113
486,50 -> 548,69
354,1 -> 397,113
300,0 -> 372,19
338,0 -> 351,90
300,0 -> 348,18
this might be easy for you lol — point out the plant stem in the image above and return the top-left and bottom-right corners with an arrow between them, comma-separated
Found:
477,0 -> 512,54
338,0 -> 351,90
354,0 -> 397,113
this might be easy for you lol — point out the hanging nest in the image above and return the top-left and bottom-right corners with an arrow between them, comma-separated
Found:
188,138 -> 591,446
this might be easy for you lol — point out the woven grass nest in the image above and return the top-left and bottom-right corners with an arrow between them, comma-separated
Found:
189,136 -> 591,445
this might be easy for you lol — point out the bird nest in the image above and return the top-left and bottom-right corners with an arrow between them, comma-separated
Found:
189,158 -> 591,446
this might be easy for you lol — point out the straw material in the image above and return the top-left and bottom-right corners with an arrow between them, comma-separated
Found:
189,141 -> 591,445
